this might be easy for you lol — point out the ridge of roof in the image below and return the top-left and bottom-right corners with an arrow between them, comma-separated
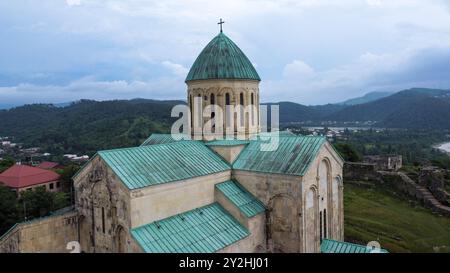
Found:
131,202 -> 250,253
233,135 -> 326,177
98,140 -> 231,190
215,180 -> 265,218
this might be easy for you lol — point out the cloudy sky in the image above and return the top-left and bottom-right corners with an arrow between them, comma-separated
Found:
1,0 -> 450,106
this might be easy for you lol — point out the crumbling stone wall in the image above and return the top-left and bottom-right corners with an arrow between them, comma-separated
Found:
344,162 -> 378,181
0,211 -> 78,253
378,172 -> 450,217
363,155 -> 402,171
419,169 -> 450,206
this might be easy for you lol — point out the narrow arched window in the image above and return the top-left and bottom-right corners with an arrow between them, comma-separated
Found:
239,93 -> 244,126
197,94 -> 202,125
101,207 -> 106,234
225,93 -> 231,127
210,94 -> 215,132
319,211 -> 323,243
251,93 -> 255,126
189,95 -> 193,126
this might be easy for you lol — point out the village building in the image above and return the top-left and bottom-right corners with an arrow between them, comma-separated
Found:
0,28 -> 349,253
0,164 -> 61,194
36,161 -> 63,170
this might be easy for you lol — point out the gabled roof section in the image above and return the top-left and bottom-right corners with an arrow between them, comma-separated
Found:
215,180 -> 265,218
36,161 -> 60,170
186,32 -> 260,82
0,164 -> 60,189
205,139 -> 250,146
141,134 -> 181,146
98,141 -> 230,190
232,135 -> 326,176
320,239 -> 389,253
131,203 -> 249,253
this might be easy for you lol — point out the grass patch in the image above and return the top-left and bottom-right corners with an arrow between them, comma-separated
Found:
344,182 -> 450,253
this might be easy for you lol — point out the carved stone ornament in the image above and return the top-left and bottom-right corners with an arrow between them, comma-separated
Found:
89,165 -> 104,183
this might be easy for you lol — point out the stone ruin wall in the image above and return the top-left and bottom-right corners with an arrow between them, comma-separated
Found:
0,210 -> 78,253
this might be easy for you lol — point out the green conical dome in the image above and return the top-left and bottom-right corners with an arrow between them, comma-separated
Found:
185,32 -> 261,82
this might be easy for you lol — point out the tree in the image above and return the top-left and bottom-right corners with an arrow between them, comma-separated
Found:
18,187 -> 55,219
0,184 -> 19,235
333,143 -> 362,162
56,164 -> 80,205
0,156 -> 15,173
18,187 -> 71,220
431,155 -> 450,170
53,192 -> 70,209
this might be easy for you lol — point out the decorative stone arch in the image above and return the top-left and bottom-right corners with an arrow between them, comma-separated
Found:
114,225 -> 127,253
316,157 -> 332,242
304,186 -> 319,252
219,87 -> 234,97
316,157 -> 332,181
205,86 -> 218,95
90,178 -> 114,252
266,193 -> 300,253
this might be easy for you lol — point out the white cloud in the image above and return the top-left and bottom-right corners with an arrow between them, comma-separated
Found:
161,61 -> 189,78
366,0 -> 382,6
2,0 -> 450,104
0,76 -> 186,104
66,0 -> 81,6
283,60 -> 315,79
263,46 -> 450,104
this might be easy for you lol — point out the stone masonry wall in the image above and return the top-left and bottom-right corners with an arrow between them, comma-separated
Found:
0,210 -> 78,253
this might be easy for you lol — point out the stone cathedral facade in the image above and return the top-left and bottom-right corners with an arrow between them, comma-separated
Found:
0,30 -> 344,253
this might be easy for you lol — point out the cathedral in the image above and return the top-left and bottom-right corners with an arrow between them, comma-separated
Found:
0,28 -> 344,253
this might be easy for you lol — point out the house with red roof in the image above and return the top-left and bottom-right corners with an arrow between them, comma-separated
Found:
0,164 -> 61,194
36,161 -> 62,170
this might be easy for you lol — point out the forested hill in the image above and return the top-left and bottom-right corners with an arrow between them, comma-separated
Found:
337,91 -> 394,105
325,88 -> 450,129
0,99 -> 183,155
265,88 -> 450,129
2,88 -> 450,156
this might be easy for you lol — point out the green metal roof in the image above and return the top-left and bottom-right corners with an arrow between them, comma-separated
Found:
98,141 -> 230,190
204,131 -> 296,146
320,239 -> 389,253
233,135 -> 326,176
131,203 -> 250,253
205,139 -> 250,146
215,180 -> 265,218
186,32 -> 260,82
258,131 -> 297,137
141,134 -> 180,146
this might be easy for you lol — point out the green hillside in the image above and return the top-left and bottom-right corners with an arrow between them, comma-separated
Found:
272,88 -> 450,129
0,99 -> 183,155
2,87 -> 450,158
382,97 -> 450,129
328,88 -> 450,129
345,182 -> 450,253
338,91 -> 394,105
